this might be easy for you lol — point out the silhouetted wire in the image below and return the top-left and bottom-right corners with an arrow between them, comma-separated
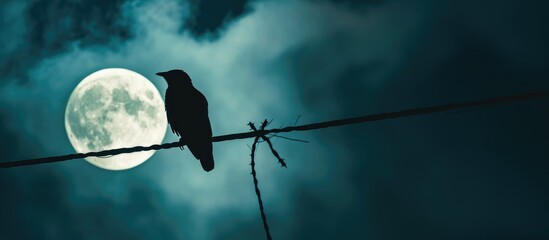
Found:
249,121 -> 273,240
261,115 -> 302,143
1,90 -> 549,169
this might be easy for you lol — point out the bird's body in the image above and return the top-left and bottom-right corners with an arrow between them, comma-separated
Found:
157,70 -> 214,171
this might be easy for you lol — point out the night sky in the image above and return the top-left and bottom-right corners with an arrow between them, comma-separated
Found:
1,0 -> 549,239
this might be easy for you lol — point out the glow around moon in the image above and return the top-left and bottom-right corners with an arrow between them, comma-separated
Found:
65,68 -> 167,170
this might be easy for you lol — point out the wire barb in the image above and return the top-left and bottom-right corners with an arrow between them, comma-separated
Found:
249,120 -> 287,167
272,135 -> 309,143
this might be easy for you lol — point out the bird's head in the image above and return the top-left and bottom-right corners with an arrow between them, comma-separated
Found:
156,69 -> 192,85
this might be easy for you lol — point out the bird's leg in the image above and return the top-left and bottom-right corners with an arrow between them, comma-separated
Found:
178,137 -> 186,150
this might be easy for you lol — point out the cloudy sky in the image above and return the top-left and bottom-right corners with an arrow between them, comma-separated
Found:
1,0 -> 549,239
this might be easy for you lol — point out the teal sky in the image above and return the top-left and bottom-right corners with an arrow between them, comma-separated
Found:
1,0 -> 549,239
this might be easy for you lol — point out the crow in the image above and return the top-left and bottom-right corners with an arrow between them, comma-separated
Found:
156,69 -> 214,172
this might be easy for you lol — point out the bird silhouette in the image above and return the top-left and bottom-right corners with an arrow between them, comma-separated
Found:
156,69 -> 214,172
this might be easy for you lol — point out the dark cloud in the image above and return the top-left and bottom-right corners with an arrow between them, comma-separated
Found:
184,0 -> 253,38
26,0 -> 131,52
2,0 -> 549,239
0,0 -> 132,83
276,1 -> 549,239
0,0 -> 257,83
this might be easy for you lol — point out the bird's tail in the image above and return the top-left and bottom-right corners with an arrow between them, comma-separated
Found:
188,142 -> 214,172
199,153 -> 214,172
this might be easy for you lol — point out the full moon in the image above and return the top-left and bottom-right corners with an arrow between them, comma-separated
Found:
65,68 -> 167,170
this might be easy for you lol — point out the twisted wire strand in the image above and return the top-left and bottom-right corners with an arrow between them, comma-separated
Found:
1,90 -> 548,169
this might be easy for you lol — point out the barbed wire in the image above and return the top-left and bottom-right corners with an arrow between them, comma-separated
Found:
1,90 -> 548,169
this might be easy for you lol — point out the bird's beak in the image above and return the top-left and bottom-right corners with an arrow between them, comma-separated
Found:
156,72 -> 166,77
